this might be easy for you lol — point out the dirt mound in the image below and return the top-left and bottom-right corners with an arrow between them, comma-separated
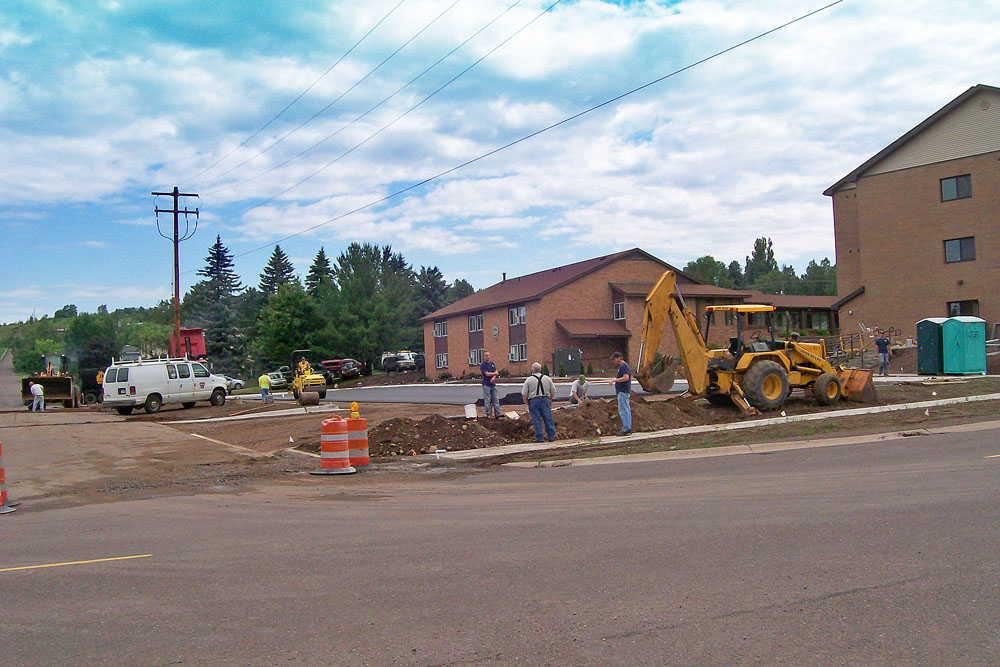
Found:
367,395 -> 727,457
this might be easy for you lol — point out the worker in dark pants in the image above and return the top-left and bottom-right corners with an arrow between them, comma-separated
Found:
875,331 -> 891,376
521,362 -> 556,442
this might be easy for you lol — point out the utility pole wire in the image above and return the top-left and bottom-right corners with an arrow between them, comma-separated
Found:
212,0 -> 563,225
206,0 -> 526,196
196,0 -> 462,189
207,0 -> 845,266
180,0 -> 409,186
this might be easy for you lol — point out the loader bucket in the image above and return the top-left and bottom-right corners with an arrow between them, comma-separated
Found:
839,369 -> 877,403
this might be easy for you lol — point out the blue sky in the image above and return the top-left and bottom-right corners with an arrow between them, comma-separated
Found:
2,0 -> 999,322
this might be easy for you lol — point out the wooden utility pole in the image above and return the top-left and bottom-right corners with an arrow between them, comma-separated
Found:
153,187 -> 199,356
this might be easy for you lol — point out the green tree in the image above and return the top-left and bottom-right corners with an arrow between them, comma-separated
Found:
447,278 -> 475,304
416,266 -> 449,318
305,247 -> 335,298
800,258 -> 836,296
756,265 -> 802,295
54,304 -> 77,318
197,235 -> 243,297
727,261 -> 745,288
682,255 -> 732,287
744,237 -> 778,288
184,236 -> 246,374
253,284 -> 322,363
259,245 -> 298,294
65,311 -> 119,369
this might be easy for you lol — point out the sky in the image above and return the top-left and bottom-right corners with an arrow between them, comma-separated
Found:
2,0 -> 999,323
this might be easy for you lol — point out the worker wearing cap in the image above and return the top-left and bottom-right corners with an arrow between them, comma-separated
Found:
298,357 -> 311,374
28,381 -> 45,412
608,352 -> 632,435
570,374 -> 589,405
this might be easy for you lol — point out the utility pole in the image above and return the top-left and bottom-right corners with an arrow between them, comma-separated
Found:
153,187 -> 199,357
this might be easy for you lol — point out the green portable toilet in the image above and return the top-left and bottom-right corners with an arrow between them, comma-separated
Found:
916,318 -> 946,375
942,317 -> 986,374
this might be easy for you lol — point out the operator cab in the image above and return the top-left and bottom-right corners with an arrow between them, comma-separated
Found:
704,304 -> 778,358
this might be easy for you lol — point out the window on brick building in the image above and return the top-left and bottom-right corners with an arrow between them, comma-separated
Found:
433,321 -> 448,337
944,236 -> 975,263
508,305 -> 526,326
941,174 -> 971,202
948,300 -> 979,317
468,314 -> 483,332
509,343 -> 527,362
468,348 -> 484,365
613,301 -> 625,320
435,353 -> 449,369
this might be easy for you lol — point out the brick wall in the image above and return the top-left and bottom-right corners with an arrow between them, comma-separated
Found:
833,150 -> 1000,339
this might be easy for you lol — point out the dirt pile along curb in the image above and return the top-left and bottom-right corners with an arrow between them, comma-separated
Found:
365,395 -> 728,457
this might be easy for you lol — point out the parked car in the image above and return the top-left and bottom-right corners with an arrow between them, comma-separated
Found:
267,372 -> 289,390
224,376 -> 244,393
339,358 -> 361,378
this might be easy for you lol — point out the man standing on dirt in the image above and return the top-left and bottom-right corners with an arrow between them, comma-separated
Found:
608,351 -> 632,435
479,351 -> 500,418
258,372 -> 271,403
521,362 -> 556,442
28,381 -> 44,412
875,331 -> 891,376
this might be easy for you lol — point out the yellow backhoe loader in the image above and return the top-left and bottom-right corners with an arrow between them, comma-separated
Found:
636,271 -> 876,415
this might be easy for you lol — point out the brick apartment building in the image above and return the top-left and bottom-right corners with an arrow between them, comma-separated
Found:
421,248 -> 837,376
826,83 -> 1000,340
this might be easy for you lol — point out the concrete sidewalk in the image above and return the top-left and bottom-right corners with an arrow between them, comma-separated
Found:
436,391 -> 1000,462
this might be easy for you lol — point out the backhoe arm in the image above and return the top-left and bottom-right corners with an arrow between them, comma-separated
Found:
637,271 -> 712,395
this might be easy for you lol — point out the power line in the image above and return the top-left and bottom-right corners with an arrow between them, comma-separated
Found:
205,0 -> 526,196
180,0 -> 409,186
195,0 -> 462,189
210,0 -> 563,224
195,0 -> 845,270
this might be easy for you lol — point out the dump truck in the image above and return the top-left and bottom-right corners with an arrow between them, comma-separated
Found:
20,354 -> 79,408
636,271 -> 876,415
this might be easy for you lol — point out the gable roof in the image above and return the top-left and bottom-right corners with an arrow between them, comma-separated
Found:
421,248 -> 684,321
824,84 -> 1000,196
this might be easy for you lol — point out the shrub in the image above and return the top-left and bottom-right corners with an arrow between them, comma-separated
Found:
541,363 -> 550,376
498,369 -> 511,378
437,372 -> 452,381
557,363 -> 566,377
586,362 -> 594,375
469,371 -> 481,380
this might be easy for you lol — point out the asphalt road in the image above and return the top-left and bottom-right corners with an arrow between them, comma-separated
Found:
2,427 -> 998,664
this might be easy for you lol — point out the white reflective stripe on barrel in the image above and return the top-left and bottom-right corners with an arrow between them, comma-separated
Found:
321,434 -> 348,442
320,450 -> 350,459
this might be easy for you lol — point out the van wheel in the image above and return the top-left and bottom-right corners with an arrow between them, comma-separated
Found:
742,360 -> 789,411
144,394 -> 162,414
115,406 -> 134,416
182,402 -> 196,409
210,389 -> 226,406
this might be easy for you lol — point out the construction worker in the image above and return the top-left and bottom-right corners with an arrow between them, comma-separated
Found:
28,381 -> 44,412
258,372 -> 271,403
298,357 -> 311,375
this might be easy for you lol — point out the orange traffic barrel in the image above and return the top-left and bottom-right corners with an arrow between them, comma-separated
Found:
347,416 -> 370,470
0,440 -> 17,514
310,416 -> 356,476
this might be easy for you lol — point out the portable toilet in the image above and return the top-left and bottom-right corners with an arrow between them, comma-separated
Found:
942,316 -> 986,374
916,318 -> 946,375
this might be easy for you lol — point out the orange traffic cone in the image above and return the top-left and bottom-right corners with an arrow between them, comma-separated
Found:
347,402 -> 371,470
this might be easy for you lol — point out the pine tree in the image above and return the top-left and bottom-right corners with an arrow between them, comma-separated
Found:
416,266 -> 449,318
197,235 -> 243,299
259,245 -> 298,294
305,247 -> 334,297
744,237 -> 778,288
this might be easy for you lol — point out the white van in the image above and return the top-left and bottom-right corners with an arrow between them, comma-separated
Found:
102,357 -> 228,415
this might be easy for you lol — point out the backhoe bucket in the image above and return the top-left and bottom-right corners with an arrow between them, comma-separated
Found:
649,358 -> 678,393
839,369 -> 877,403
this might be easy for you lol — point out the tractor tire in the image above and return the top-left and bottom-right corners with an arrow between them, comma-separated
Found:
210,388 -> 226,406
144,394 -> 162,414
83,392 -> 98,405
812,372 -> 842,406
742,360 -> 789,411
706,392 -> 732,407
115,406 -> 134,416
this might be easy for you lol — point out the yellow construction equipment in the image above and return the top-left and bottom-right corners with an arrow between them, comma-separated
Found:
636,271 -> 876,414
291,349 -> 327,401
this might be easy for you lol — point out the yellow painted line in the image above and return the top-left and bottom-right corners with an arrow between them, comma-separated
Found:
0,554 -> 151,573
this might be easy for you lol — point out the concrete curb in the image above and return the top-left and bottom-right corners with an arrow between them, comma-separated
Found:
505,419 -> 1000,468
436,391 -> 1000,462
164,403 -> 344,424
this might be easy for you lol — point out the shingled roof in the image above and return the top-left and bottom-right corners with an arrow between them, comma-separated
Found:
421,248 -> 682,321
